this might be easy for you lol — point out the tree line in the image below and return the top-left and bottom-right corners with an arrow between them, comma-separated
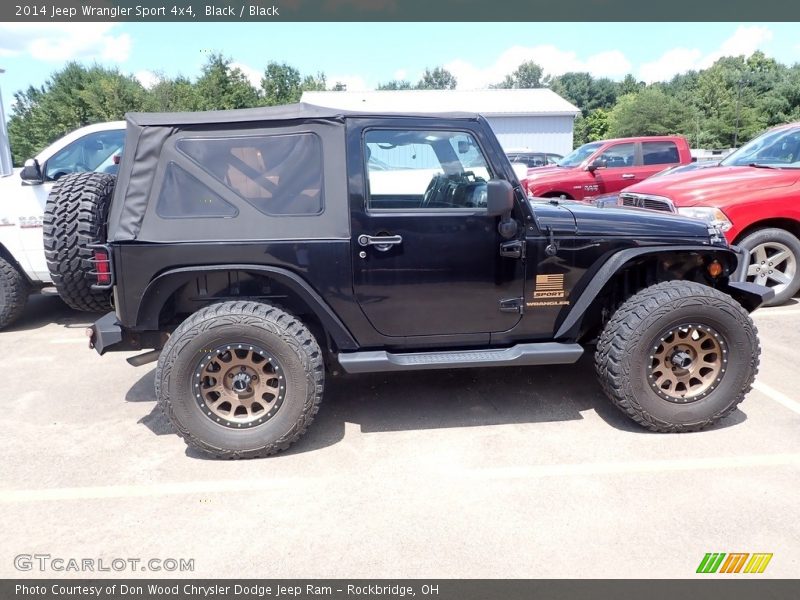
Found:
8,51 -> 800,166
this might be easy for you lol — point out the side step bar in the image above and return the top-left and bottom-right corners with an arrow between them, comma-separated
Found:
337,342 -> 584,374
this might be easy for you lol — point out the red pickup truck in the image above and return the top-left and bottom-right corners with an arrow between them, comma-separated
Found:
522,135 -> 692,200
618,122 -> 800,306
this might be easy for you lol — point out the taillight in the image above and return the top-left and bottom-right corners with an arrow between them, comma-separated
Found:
94,249 -> 111,285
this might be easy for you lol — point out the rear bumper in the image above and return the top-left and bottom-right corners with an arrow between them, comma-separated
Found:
88,312 -> 166,355
88,312 -> 123,355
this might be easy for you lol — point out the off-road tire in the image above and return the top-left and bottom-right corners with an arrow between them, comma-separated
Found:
0,257 -> 30,329
595,281 -> 760,432
43,172 -> 115,312
155,301 -> 324,458
738,227 -> 800,306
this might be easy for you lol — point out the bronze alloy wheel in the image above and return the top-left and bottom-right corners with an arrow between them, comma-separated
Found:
193,343 -> 286,429
647,323 -> 727,403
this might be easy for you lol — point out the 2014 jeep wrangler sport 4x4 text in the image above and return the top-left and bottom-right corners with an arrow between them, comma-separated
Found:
45,104 -> 771,458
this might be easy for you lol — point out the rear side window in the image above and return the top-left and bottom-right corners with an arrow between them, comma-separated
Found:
176,133 -> 323,216
642,141 -> 680,165
156,163 -> 237,219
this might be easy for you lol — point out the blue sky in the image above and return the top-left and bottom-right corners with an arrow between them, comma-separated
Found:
1,22 -> 798,116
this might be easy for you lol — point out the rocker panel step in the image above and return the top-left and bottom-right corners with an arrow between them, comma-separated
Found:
337,342 -> 584,374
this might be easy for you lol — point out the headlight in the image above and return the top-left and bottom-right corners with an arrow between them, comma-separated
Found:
677,206 -> 732,232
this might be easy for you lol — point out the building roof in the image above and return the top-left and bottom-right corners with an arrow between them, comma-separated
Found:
301,89 -> 580,117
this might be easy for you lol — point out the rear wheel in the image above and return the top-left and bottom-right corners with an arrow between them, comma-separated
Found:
595,281 -> 759,432
738,228 -> 800,306
0,257 -> 30,329
43,172 -> 115,312
155,301 -> 324,458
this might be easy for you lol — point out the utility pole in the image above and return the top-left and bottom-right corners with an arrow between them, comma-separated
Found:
0,68 -> 12,176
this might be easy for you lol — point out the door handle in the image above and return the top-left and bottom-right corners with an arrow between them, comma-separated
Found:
621,174 -> 636,179
358,234 -> 403,252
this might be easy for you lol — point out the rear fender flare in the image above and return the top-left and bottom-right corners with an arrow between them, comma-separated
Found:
135,264 -> 358,350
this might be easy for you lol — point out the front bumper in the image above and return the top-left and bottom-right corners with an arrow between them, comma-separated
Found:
723,244 -> 774,311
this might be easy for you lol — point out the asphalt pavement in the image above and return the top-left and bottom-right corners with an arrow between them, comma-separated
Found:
1,294 -> 798,578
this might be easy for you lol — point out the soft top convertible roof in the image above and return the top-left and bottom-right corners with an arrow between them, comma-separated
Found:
126,102 -> 481,127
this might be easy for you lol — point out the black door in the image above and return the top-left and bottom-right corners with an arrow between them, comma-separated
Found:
351,127 -> 525,338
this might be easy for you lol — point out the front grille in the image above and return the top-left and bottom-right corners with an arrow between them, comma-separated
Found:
620,193 -> 675,213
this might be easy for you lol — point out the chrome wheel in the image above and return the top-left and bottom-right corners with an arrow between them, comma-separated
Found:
746,241 -> 797,296
647,324 -> 727,403
193,344 -> 286,429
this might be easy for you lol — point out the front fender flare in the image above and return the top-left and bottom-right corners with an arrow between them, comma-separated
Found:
554,245 -> 744,340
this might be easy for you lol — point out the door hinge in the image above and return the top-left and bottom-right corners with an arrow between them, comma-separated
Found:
499,297 -> 524,314
500,239 -> 526,260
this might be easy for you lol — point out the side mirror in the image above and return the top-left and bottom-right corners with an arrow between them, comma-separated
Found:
20,159 -> 44,184
587,158 -> 607,173
486,179 -> 514,217
457,140 -> 472,154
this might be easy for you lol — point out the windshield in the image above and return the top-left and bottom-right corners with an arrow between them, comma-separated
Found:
721,125 -> 800,169
558,141 -> 604,168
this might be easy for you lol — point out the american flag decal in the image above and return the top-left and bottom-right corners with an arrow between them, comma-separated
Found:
534,274 -> 566,298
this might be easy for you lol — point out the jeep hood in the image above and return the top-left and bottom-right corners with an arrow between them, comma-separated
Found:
530,198 -> 711,240
625,166 -> 800,206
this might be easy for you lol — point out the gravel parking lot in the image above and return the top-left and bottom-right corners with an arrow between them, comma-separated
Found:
1,294 -> 799,579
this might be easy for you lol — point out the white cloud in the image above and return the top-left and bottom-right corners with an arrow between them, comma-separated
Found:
445,44 -> 632,89
638,25 -> 773,83
231,62 -> 262,88
135,70 -> 158,89
0,23 -> 131,63
392,68 -> 407,81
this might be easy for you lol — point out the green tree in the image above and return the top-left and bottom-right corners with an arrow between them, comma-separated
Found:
549,72 -> 617,116
608,88 -> 693,138
7,62 -> 146,165
617,74 -> 645,96
260,61 -> 301,105
573,108 -> 610,146
492,61 -> 545,89
377,80 -> 413,90
416,67 -> 457,90
195,54 -> 260,110
142,75 -> 199,112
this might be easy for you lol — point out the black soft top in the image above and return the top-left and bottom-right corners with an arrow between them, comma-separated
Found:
126,102 -> 480,127
109,103 -> 484,243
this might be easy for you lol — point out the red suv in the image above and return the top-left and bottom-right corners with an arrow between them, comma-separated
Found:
619,122 -> 800,305
523,135 -> 692,200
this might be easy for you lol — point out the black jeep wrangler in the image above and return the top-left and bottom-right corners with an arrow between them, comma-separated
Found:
44,104 -> 770,458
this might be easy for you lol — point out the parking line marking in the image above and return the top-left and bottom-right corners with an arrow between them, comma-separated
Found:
1,454 -> 798,503
754,308 -> 800,317
449,453 -> 800,480
753,381 -> 800,415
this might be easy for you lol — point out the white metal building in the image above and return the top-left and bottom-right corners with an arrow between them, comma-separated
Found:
300,89 -> 580,156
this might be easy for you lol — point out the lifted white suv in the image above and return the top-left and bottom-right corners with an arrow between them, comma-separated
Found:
0,121 -> 125,328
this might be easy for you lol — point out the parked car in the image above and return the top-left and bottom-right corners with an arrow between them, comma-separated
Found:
523,136 -> 693,200
0,122 -> 125,328
45,104 -> 769,458
618,122 -> 800,306
505,150 -> 563,168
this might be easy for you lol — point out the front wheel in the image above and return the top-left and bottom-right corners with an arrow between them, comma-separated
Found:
595,281 -> 760,432
155,301 -> 324,458
738,228 -> 800,306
